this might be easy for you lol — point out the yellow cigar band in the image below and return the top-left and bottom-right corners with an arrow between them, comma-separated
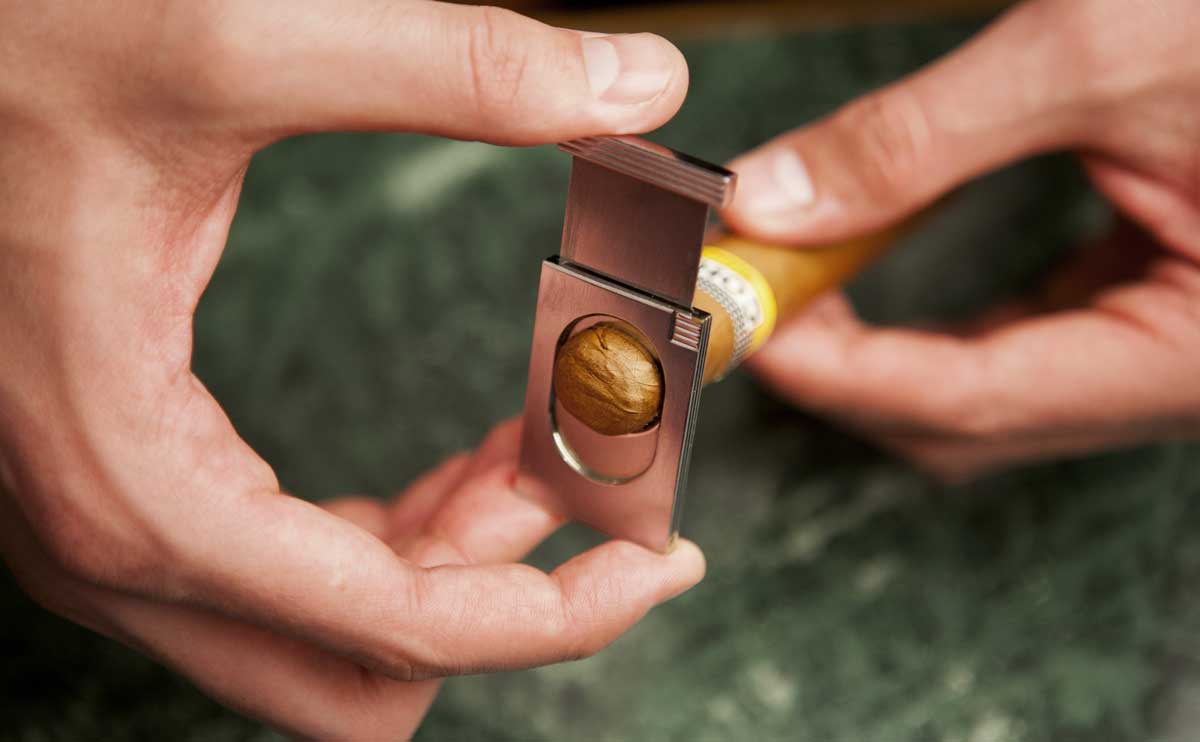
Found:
698,245 -> 778,364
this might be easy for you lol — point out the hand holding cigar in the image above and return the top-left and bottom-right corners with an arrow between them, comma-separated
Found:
554,0 -> 1200,482
553,225 -> 907,435
709,0 -> 1200,480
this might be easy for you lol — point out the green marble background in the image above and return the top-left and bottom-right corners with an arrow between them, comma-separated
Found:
5,21 -> 1200,742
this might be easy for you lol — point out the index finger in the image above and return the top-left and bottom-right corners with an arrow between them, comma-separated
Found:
748,262 -> 1200,441
180,1 -> 688,144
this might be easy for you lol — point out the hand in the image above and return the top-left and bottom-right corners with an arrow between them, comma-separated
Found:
3,420 -> 704,738
0,2 -> 702,738
721,0 -> 1200,480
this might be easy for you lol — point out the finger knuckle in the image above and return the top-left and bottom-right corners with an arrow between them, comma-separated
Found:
465,6 -> 534,121
552,612 -> 592,663
838,89 -> 932,202
551,573 -> 613,662
370,572 -> 464,681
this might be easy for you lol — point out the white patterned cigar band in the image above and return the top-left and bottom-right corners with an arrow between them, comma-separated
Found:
697,256 -> 765,374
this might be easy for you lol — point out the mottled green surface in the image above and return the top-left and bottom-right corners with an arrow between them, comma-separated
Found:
5,22 -> 1200,742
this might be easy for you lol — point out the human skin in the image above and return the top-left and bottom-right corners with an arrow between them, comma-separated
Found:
0,2 -> 705,738
723,0 -> 1200,480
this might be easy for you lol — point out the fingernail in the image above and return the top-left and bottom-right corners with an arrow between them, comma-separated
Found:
583,34 -> 674,105
738,149 -> 816,215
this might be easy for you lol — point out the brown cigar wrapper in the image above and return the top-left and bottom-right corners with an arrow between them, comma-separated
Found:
555,218 -> 921,435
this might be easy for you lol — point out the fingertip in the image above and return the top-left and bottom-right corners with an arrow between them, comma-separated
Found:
421,461 -> 564,565
741,305 -> 869,413
437,452 -> 473,477
477,416 -> 522,455
664,538 -> 706,595
647,33 -> 691,123
554,538 -> 705,636
580,31 -> 689,134
742,357 -> 793,406
404,451 -> 472,496
463,418 -> 523,480
742,342 -> 807,405
744,304 -> 854,380
722,138 -> 847,244
387,451 -> 472,537
728,146 -> 810,213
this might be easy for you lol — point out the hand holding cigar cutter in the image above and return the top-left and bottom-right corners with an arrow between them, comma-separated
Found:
517,136 -> 918,552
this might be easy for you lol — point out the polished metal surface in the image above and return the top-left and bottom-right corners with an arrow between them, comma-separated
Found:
516,260 -> 709,550
559,136 -> 735,209
559,137 -> 735,308
516,136 -> 733,551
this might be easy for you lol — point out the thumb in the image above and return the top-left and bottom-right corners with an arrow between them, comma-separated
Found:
723,0 -> 1096,243
211,2 -> 688,144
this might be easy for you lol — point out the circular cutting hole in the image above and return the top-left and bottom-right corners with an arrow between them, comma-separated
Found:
549,315 -> 662,484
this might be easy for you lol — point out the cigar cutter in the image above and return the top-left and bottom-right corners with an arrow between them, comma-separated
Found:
516,136 -> 735,552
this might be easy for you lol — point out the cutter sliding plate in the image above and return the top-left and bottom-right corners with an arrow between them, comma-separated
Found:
516,136 -> 735,552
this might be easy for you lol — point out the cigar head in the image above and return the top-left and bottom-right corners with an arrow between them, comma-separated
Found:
553,322 -> 663,436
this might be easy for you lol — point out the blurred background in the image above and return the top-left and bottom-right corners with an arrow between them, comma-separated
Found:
5,1 -> 1200,741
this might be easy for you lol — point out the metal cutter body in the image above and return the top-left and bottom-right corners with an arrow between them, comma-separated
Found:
516,137 -> 735,551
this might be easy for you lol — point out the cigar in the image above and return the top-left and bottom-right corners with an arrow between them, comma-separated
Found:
552,222 -> 913,435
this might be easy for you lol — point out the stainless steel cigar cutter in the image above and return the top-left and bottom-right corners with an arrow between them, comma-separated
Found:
516,136 -> 736,552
